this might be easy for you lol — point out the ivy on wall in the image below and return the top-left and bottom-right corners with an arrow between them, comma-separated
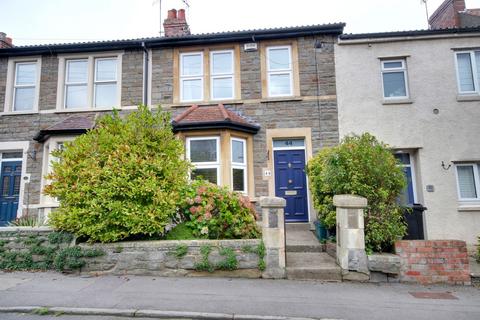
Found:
0,231 -> 104,272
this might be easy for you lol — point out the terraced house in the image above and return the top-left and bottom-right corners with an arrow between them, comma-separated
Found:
0,9 -> 344,226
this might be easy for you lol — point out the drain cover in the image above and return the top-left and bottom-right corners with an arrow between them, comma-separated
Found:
409,292 -> 458,300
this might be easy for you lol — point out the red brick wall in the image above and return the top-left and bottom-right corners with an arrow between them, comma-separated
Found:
429,0 -> 466,29
395,240 -> 471,285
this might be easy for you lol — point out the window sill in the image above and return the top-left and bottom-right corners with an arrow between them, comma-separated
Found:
43,107 -> 118,114
171,100 -> 244,108
382,98 -> 413,105
260,96 -> 303,103
0,110 -> 39,116
456,94 -> 480,102
457,204 -> 480,212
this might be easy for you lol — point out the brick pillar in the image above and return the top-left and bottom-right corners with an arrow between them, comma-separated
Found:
163,9 -> 191,37
333,194 -> 370,281
260,196 -> 286,279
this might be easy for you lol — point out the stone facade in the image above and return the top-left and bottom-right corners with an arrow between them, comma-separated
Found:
0,32 -> 339,222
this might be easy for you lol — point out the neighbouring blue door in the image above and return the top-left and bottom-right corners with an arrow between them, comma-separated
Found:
0,161 -> 22,226
274,149 -> 309,222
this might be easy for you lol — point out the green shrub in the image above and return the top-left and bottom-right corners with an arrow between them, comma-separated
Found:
307,133 -> 407,253
8,215 -> 44,227
165,223 -> 196,240
177,180 -> 260,240
44,106 -> 191,243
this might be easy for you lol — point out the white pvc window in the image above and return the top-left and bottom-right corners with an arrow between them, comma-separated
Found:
180,52 -> 203,102
381,59 -> 409,99
231,138 -> 247,193
94,58 -> 118,107
186,137 -> 220,184
210,50 -> 234,100
455,51 -> 480,94
455,163 -> 480,201
267,46 -> 293,97
13,62 -> 37,111
65,59 -> 88,108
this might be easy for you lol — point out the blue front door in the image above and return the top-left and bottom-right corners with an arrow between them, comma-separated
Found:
0,161 -> 22,226
274,150 -> 309,222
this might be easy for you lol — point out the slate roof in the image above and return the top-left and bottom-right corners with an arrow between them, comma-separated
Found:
33,115 -> 95,142
340,26 -> 480,40
172,104 -> 260,134
0,23 -> 345,57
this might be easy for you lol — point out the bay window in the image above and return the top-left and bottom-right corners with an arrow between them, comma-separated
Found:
187,137 -> 220,184
231,138 -> 247,193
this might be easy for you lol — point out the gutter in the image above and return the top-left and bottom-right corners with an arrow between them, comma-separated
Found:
172,121 -> 260,134
141,42 -> 149,106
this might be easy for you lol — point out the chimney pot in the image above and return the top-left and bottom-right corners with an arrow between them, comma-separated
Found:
178,9 -> 186,20
163,8 -> 191,37
167,9 -> 177,19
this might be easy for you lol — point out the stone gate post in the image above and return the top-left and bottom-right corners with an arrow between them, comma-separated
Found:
333,194 -> 370,280
260,196 -> 286,279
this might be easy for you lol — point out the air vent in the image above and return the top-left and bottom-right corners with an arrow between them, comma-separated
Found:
244,43 -> 258,52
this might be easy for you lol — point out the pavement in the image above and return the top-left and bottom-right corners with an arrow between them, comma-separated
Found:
0,272 -> 479,320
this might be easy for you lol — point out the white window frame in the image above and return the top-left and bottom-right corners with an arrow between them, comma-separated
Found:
64,59 -> 89,109
40,136 -> 75,206
455,50 -> 480,95
266,45 -> 293,97
231,137 -> 247,194
186,136 -> 220,184
93,57 -> 119,108
210,50 -> 235,101
455,163 -> 480,201
180,52 -> 204,103
3,57 -> 41,114
381,59 -> 409,100
56,52 -> 123,111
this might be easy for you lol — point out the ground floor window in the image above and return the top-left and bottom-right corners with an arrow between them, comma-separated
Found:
184,134 -> 251,195
186,136 -> 220,185
455,163 -> 480,201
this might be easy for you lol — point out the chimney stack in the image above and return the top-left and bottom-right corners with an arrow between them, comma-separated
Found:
0,32 -> 13,49
163,9 -> 191,37
429,0 -> 466,29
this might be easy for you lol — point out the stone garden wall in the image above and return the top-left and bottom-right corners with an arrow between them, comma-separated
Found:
79,239 -> 263,278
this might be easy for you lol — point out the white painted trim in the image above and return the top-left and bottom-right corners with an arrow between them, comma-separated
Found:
147,48 -> 153,106
231,137 -> 247,194
210,49 -> 235,101
455,163 -> 480,201
266,45 -> 294,98
4,57 -> 41,113
57,52 -> 124,111
381,58 -> 410,100
180,51 -> 204,103
40,136 -> 76,206
186,136 -> 221,184
0,141 -> 30,219
454,50 -> 480,95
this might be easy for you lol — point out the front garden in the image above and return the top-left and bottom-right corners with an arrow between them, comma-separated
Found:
0,106 -> 263,275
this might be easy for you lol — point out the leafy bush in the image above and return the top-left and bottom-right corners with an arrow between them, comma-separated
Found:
165,223 -> 196,240
44,106 -> 191,243
177,180 -> 260,239
307,133 -> 407,253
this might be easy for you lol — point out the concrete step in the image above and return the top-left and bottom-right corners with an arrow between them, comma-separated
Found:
286,243 -> 324,253
286,252 -> 341,281
286,227 -> 323,253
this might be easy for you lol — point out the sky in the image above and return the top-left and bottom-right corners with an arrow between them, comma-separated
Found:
2,0 -> 480,46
